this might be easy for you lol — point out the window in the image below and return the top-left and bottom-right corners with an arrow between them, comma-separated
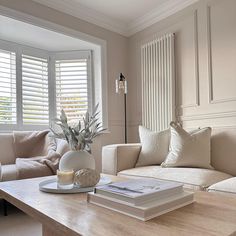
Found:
22,54 -> 49,125
0,49 -> 16,125
0,40 -> 92,130
53,51 -> 92,122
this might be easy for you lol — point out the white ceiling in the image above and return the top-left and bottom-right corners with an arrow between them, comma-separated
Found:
0,15 -> 98,51
73,0 -> 166,22
32,0 -> 198,36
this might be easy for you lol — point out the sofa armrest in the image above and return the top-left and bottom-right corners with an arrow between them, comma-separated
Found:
102,143 -> 141,175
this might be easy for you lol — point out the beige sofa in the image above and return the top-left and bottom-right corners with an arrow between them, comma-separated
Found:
102,128 -> 236,194
0,133 -> 68,182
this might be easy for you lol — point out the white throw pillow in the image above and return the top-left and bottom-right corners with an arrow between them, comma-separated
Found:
135,126 -> 170,167
161,122 -> 213,169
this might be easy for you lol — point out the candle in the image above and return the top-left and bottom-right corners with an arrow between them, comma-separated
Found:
57,169 -> 74,189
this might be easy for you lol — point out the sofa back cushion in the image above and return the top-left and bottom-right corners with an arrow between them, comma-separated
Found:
0,133 -> 16,165
135,126 -> 170,167
161,122 -> 213,169
211,127 -> 236,176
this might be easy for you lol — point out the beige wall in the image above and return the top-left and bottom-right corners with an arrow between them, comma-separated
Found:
0,0 -> 129,171
128,0 -> 236,141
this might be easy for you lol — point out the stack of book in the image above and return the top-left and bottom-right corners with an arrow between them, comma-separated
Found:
87,178 -> 194,221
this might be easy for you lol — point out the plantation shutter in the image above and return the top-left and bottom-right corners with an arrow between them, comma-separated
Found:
0,49 -> 16,124
22,54 -> 49,125
55,56 -> 91,122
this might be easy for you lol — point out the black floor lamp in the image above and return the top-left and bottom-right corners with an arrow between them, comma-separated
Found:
116,73 -> 127,143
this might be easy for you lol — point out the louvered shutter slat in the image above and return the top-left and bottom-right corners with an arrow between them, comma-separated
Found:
0,71 -> 16,76
23,73 -> 48,80
57,98 -> 88,102
56,58 -> 89,121
0,49 -> 16,124
22,54 -> 49,125
56,80 -> 87,84
23,77 -> 48,85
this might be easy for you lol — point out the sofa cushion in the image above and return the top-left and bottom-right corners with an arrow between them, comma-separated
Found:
208,177 -> 236,195
118,166 -> 232,191
161,122 -> 213,169
1,164 -> 19,181
135,126 -> 170,167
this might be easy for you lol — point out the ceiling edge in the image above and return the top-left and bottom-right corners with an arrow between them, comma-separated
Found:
127,0 -> 199,36
32,0 -> 199,37
32,0 -> 128,36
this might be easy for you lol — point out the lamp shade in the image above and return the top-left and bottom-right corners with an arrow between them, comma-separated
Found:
116,73 -> 127,94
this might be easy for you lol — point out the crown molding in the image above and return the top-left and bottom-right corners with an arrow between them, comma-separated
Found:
32,0 -> 128,36
32,0 -> 199,37
128,0 -> 199,35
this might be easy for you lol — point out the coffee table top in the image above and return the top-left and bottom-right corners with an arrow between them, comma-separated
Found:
0,175 -> 236,236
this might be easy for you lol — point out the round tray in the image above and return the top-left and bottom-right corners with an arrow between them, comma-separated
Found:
39,176 -> 111,194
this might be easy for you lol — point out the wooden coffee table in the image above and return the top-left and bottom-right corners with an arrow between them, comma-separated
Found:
0,175 -> 236,236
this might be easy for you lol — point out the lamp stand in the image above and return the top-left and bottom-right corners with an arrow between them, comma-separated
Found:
124,93 -> 127,144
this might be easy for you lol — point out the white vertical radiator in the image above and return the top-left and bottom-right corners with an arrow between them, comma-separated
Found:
141,33 -> 175,131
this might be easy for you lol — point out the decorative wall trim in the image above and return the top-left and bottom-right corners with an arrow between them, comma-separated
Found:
193,10 -> 200,107
32,0 -> 198,37
207,4 -> 236,104
182,124 -> 236,130
179,10 -> 200,109
180,110 -> 236,121
128,0 -> 199,36
211,125 -> 236,130
207,5 -> 213,103
32,0 -> 127,36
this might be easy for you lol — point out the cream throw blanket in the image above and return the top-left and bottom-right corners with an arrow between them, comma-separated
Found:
14,130 -> 61,179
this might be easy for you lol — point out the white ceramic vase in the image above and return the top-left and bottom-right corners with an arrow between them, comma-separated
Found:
59,150 -> 95,172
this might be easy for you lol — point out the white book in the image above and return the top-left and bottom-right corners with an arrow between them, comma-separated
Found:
87,191 -> 194,221
94,178 -> 183,206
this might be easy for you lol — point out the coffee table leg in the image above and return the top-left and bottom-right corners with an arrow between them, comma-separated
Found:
3,200 -> 7,216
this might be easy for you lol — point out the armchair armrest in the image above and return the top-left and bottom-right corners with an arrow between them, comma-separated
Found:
102,143 -> 141,175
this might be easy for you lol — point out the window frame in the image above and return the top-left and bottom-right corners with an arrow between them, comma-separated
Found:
0,39 -> 94,131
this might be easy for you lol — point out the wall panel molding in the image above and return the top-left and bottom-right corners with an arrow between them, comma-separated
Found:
182,124 -> 236,130
179,10 -> 200,109
207,3 -> 236,104
180,110 -> 236,121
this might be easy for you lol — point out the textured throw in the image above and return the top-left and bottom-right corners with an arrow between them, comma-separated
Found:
13,130 -> 61,179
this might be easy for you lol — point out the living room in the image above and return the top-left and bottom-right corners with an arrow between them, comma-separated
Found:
0,0 -> 236,235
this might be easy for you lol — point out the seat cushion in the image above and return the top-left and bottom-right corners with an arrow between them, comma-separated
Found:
1,164 -> 19,181
118,166 -> 232,191
208,177 -> 236,195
